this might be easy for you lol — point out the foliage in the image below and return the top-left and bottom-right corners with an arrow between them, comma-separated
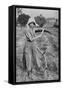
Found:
34,15 -> 46,27
17,13 -> 30,27
54,19 -> 59,28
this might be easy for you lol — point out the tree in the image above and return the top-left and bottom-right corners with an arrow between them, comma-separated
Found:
34,14 -> 46,27
54,19 -> 59,28
17,13 -> 30,27
16,8 -> 23,19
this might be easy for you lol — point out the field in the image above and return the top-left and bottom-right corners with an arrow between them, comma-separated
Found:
16,24 -> 59,82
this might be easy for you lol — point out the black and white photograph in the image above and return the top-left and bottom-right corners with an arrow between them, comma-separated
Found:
16,7 -> 60,83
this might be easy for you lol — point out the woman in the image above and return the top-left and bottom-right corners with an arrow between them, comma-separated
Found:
24,19 -> 45,77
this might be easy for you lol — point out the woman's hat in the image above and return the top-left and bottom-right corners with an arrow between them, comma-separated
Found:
27,18 -> 38,26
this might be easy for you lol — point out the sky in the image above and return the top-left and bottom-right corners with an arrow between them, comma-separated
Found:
21,8 -> 58,19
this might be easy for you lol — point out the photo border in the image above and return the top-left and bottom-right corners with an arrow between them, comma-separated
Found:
13,5 -> 61,85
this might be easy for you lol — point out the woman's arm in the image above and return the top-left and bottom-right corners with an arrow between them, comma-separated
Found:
25,27 -> 44,41
25,30 -> 33,41
34,27 -> 45,31
32,28 -> 45,41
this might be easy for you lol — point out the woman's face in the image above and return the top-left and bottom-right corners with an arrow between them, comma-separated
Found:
29,23 -> 35,28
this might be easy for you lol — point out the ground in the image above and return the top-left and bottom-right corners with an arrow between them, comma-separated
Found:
16,25 -> 59,82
